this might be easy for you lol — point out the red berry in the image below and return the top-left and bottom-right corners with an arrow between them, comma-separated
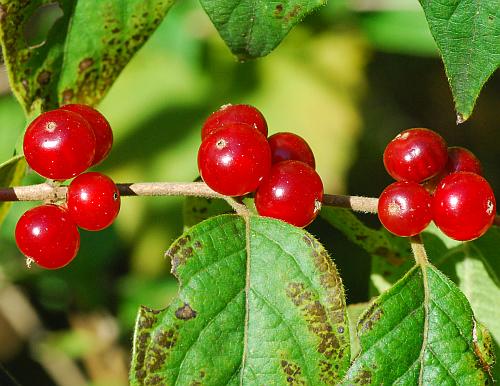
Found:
383,128 -> 447,183
445,146 -> 482,175
201,104 -> 268,140
378,181 -> 432,237
255,160 -> 323,227
433,172 -> 496,241
24,109 -> 96,180
15,205 -> 80,269
268,132 -> 315,168
423,146 -> 483,193
198,123 -> 271,196
61,104 -> 113,166
66,172 -> 121,231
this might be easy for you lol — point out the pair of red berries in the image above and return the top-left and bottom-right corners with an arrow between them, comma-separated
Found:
378,128 -> 496,241
15,105 -> 120,269
197,104 -> 323,227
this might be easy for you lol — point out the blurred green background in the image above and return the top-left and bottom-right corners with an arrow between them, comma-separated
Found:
1,0 -> 499,384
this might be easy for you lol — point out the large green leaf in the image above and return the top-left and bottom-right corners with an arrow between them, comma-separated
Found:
0,155 -> 26,227
341,264 -> 494,384
432,228 -> 500,379
0,0 -> 175,116
418,0 -> 500,122
199,0 -> 326,60
130,215 -> 350,385
323,207 -> 500,378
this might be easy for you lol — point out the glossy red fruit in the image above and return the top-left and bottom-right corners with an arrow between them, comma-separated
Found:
61,104 -> 113,166
198,123 -> 271,196
378,181 -> 432,237
255,160 -> 323,227
383,128 -> 447,183
423,146 -> 483,193
201,104 -> 268,140
445,146 -> 482,175
67,172 -> 121,231
15,205 -> 80,269
433,172 -> 496,241
268,132 -> 315,168
24,109 -> 96,180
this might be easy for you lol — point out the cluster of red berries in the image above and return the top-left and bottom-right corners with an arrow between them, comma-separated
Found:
378,128 -> 496,241
15,105 -> 120,269
197,104 -> 323,227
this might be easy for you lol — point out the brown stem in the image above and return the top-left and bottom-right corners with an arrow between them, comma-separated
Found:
322,194 -> 378,213
2,182 -> 500,223
0,182 -> 379,213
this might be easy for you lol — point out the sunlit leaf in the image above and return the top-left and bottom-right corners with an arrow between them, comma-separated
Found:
0,0 -> 175,116
341,265 -> 494,384
130,215 -> 349,385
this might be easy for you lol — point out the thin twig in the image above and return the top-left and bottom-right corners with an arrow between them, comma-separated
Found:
2,182 -> 500,224
0,182 -> 225,201
322,194 -> 378,213
0,182 -> 380,213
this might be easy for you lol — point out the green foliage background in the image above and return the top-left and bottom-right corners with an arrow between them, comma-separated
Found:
0,0 -> 499,384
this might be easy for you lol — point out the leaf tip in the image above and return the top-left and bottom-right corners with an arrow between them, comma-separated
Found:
456,113 -> 468,125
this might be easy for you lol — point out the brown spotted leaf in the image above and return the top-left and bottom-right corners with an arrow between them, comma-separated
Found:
130,214 -> 350,385
324,207 -> 500,379
0,0 -> 175,117
340,264 -> 494,385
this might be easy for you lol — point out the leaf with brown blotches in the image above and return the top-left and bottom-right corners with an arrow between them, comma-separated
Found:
130,214 -> 350,385
0,0 -> 175,117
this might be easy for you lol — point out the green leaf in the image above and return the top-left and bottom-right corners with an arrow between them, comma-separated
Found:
0,155 -> 26,227
323,208 -> 500,377
199,0 -> 326,60
0,0 -> 175,116
347,302 -> 370,361
320,207 -> 413,295
418,0 -> 500,122
341,264 -> 494,384
130,215 -> 350,385
429,227 -> 500,379
183,196 -> 232,229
